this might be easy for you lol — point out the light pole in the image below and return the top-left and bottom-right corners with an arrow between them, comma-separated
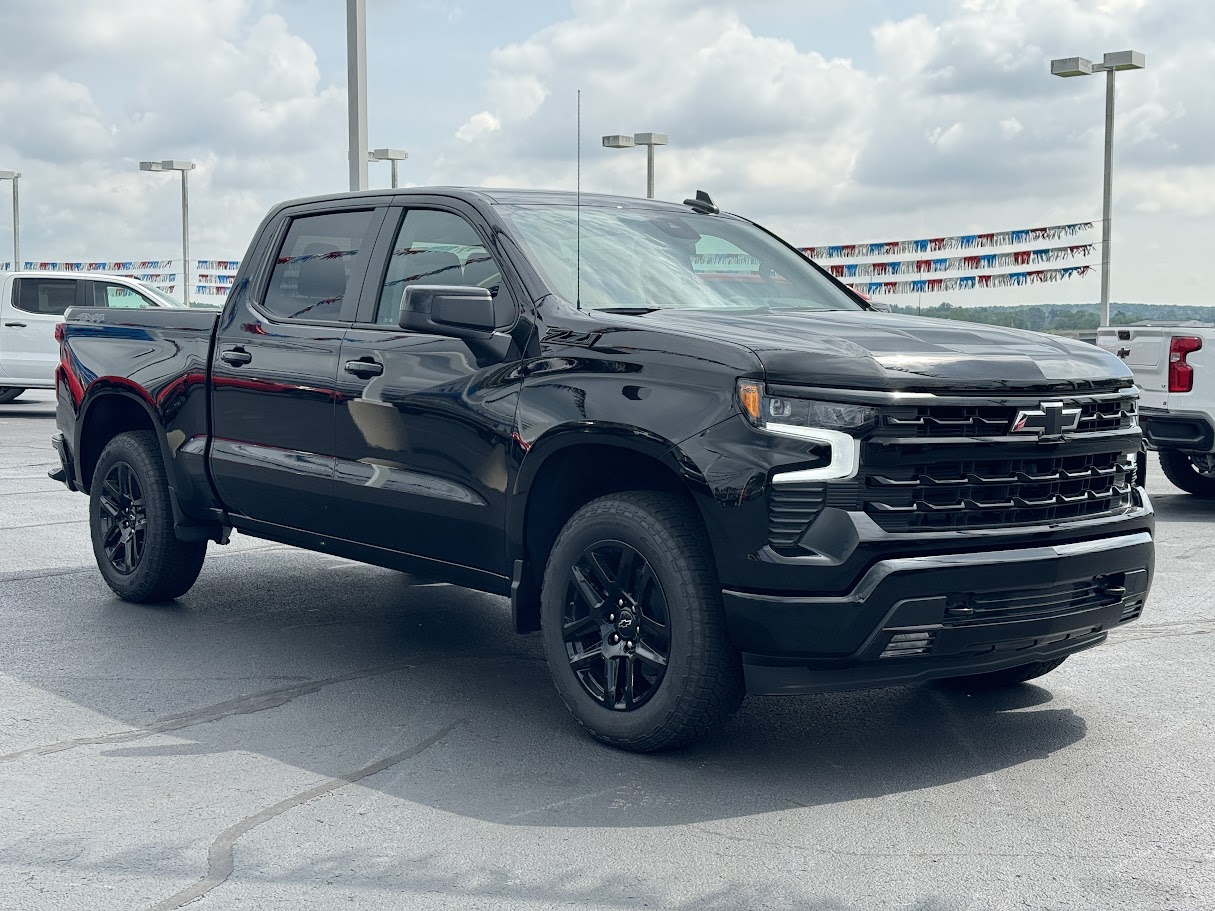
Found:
0,170 -> 18,269
140,160 -> 196,306
1051,50 -> 1145,326
602,132 -> 669,199
347,0 -> 368,191
369,149 -> 409,188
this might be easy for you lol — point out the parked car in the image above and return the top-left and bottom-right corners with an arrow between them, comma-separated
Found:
0,271 -> 181,403
51,188 -> 1154,751
1098,321 -> 1215,495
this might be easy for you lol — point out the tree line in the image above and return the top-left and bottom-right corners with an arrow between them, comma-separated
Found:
887,302 -> 1215,332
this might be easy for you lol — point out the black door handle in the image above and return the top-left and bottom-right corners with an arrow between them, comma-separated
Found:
4,322 -> 26,328
344,359 -> 383,379
220,348 -> 252,367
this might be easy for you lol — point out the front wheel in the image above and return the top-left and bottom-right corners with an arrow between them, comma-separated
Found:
0,387 -> 25,404
89,430 -> 207,602
1158,449 -> 1215,498
540,491 -> 744,752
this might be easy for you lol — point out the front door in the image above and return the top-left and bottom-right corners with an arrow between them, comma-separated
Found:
0,276 -> 78,384
332,205 -> 529,578
209,206 -> 385,532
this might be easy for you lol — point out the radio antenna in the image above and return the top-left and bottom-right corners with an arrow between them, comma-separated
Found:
576,88 -> 582,310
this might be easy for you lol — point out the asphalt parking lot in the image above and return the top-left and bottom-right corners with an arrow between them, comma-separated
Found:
2,389 -> 1212,910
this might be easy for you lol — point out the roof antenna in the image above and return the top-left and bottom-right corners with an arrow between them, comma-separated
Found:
576,88 -> 581,310
683,189 -> 719,215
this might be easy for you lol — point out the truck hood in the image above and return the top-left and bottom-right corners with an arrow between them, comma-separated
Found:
637,308 -> 1133,393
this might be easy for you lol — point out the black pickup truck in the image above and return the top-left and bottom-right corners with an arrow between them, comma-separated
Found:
52,188 -> 1154,751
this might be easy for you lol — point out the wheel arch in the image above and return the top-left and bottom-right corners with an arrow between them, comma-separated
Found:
77,383 -> 169,493
508,425 -> 712,633
75,383 -> 221,542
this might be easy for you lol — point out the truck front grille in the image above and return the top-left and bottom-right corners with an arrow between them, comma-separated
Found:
765,390 -> 1142,550
863,450 -> 1136,532
875,395 -> 1137,439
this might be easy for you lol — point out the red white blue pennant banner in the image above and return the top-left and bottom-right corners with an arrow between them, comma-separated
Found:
847,265 -> 1092,296
826,244 -> 1092,278
803,222 -> 1093,259
12,260 -> 241,275
8,259 -> 242,295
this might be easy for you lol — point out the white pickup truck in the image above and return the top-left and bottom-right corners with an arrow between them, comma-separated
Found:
1097,321 -> 1215,496
0,271 -> 181,403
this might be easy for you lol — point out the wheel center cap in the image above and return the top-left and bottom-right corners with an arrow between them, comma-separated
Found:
616,608 -> 636,633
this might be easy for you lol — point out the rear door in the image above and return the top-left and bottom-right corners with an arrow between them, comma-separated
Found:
0,276 -> 80,384
209,204 -> 387,532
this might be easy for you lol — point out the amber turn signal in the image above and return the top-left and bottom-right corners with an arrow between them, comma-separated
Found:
738,380 -> 762,425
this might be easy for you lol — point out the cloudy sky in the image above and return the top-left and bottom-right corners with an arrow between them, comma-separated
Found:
0,0 -> 1211,307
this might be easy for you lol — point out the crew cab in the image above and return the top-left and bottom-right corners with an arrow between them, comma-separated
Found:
52,188 -> 1155,751
0,271 -> 180,403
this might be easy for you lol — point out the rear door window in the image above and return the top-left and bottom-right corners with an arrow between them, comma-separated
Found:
11,278 -> 78,315
261,210 -> 377,322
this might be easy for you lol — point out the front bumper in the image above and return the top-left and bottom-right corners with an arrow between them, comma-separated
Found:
725,529 -> 1153,695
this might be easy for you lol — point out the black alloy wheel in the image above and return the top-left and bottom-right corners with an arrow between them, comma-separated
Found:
541,491 -> 745,752
97,461 -> 147,574
89,429 -> 207,602
563,541 -> 671,711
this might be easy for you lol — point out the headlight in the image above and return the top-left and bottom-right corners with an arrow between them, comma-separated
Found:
737,380 -> 877,433
737,380 -> 870,483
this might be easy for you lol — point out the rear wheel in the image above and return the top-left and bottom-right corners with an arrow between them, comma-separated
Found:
540,491 -> 744,752
1158,449 -> 1215,498
89,430 -> 207,602
941,656 -> 1068,689
0,387 -> 25,404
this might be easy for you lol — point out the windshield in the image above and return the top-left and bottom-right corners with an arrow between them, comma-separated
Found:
496,204 -> 861,312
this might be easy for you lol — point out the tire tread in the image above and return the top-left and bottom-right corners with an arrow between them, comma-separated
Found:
1158,449 -> 1215,498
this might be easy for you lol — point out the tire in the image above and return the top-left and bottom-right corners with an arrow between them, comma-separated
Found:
540,491 -> 744,752
1158,449 -> 1215,498
0,387 -> 25,404
89,430 -> 207,602
941,656 -> 1068,689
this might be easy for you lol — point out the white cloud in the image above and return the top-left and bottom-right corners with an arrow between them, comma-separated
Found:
0,0 -> 1212,307
456,111 -> 502,143
0,0 -> 344,260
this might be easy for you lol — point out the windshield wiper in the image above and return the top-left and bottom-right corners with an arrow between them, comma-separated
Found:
591,307 -> 661,315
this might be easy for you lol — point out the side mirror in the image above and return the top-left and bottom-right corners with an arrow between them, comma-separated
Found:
869,299 -> 891,313
398,285 -> 513,339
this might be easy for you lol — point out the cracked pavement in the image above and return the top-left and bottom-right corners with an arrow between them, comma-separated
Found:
2,390 -> 1213,910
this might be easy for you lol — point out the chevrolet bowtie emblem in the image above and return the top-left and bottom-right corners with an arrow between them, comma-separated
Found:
1011,401 -> 1082,439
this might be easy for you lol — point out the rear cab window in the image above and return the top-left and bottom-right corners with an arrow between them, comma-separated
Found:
11,278 -> 77,315
261,210 -> 377,322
